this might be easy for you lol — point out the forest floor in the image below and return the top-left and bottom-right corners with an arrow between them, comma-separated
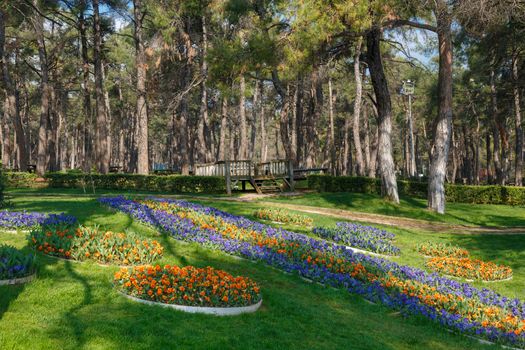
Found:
2,193 -> 522,349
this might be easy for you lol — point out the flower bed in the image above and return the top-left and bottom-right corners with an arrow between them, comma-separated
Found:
0,211 -> 76,230
427,257 -> 513,282
0,245 -> 35,282
99,196 -> 525,348
313,222 -> 400,256
253,208 -> 313,227
114,264 -> 261,312
416,241 -> 469,258
29,225 -> 163,265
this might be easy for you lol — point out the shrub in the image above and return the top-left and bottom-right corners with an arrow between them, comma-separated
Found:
416,242 -> 469,258
426,257 -> 512,282
114,265 -> 262,307
29,225 -> 163,265
307,175 -> 525,205
313,222 -> 400,256
0,245 -> 35,280
4,172 -> 40,189
253,208 -> 313,226
44,172 -> 226,194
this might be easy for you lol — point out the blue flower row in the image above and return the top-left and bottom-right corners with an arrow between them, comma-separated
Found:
313,222 -> 401,256
98,196 -> 525,347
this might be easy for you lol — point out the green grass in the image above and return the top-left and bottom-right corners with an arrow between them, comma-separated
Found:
264,192 -> 525,228
1,194 -> 520,349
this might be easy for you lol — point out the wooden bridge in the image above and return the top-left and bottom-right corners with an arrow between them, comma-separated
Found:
194,160 -> 327,195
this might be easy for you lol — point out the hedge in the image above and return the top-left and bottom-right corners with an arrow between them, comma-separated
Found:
307,175 -> 525,206
5,172 -> 40,188
44,173 -> 226,194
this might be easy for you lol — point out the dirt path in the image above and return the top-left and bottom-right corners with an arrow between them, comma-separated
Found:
253,201 -> 525,235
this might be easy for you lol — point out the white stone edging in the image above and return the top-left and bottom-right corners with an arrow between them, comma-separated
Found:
442,274 -> 513,283
344,245 -> 396,258
117,290 -> 262,316
0,229 -> 30,235
0,272 -> 36,286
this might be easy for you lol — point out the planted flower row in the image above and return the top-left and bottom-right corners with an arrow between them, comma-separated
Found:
427,257 -> 513,282
253,208 -> 313,227
0,245 -> 35,280
99,196 -> 525,348
416,241 -> 469,258
0,211 -> 77,230
416,241 -> 512,282
313,222 -> 400,256
114,264 -> 261,307
29,225 -> 163,266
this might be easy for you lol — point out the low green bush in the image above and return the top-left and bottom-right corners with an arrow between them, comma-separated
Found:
307,175 -> 525,205
44,172 -> 225,193
5,172 -> 39,188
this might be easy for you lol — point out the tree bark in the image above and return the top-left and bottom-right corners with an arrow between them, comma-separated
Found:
133,0 -> 149,174
32,0 -> 50,176
513,52 -> 523,186
218,97 -> 228,160
328,76 -> 336,174
490,65 -> 504,184
78,0 -> 91,171
0,11 -> 27,171
366,27 -> 399,203
427,6 -> 453,214
239,75 -> 248,159
93,0 -> 109,173
352,39 -> 365,176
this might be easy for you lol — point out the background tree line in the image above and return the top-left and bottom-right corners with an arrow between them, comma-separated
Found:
0,0 -> 524,213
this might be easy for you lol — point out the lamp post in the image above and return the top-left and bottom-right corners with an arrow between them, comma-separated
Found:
401,80 -> 416,178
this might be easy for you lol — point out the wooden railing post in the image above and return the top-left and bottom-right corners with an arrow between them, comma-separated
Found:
288,159 -> 295,192
225,160 -> 232,195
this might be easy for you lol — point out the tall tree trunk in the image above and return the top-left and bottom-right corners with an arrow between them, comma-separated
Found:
239,75 -> 248,159
197,14 -> 210,163
93,0 -> 109,173
32,1 -> 50,176
490,65 -> 504,184
353,39 -> 365,176
0,11 -> 27,171
133,0 -> 149,174
305,70 -> 322,168
260,84 -> 268,162
328,76 -> 336,174
78,0 -> 91,171
250,78 -> 260,159
271,70 -> 294,161
366,27 -> 399,202
363,102 -> 371,173
295,76 -> 304,166
427,7 -> 453,214
218,98 -> 228,160
513,52 -> 523,186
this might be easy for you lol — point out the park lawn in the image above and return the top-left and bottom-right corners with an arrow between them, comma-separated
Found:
263,191 -> 525,228
0,195 -> 521,349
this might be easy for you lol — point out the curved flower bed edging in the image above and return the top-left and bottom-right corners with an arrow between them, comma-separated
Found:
0,272 -> 36,286
118,291 -> 262,316
344,245 -> 395,259
29,225 -> 163,266
253,208 -> 313,227
416,242 -> 470,258
114,265 -> 262,310
99,197 -> 525,348
313,222 -> 400,256
0,245 -> 35,282
427,257 -> 513,282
